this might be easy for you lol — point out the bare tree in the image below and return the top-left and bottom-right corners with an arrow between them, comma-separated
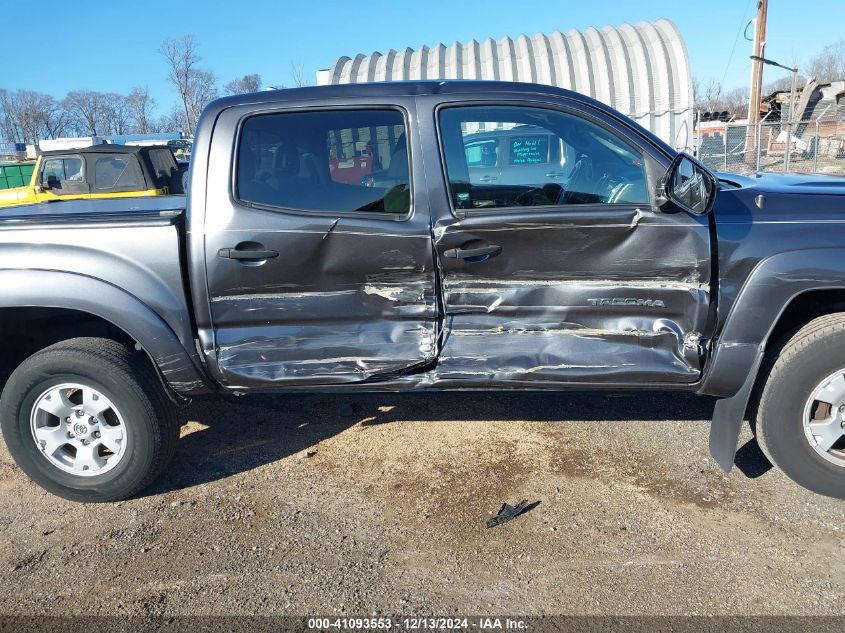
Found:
160,35 -> 198,133
804,40 -> 845,84
63,90 -> 108,136
763,75 -> 800,94
4,90 -> 68,143
224,73 -> 262,95
0,89 -> 21,143
186,69 -> 218,129
290,61 -> 310,88
693,78 -> 724,112
720,86 -> 750,117
101,93 -> 133,135
159,107 -> 188,135
126,86 -> 157,134
693,78 -> 749,118
160,35 -> 218,135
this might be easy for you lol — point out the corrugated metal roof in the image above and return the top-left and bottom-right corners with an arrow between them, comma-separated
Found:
319,19 -> 692,149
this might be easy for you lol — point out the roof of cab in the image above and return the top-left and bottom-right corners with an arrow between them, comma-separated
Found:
195,80 -> 676,160
41,144 -> 144,157
208,80 -> 592,110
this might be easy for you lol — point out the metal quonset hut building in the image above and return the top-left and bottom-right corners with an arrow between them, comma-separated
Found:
317,19 -> 693,150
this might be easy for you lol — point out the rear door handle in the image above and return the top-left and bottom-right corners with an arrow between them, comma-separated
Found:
545,171 -> 566,178
478,175 -> 498,182
444,243 -> 502,261
218,247 -> 279,260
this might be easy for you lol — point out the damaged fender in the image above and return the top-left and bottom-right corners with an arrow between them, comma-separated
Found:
702,247 -> 845,469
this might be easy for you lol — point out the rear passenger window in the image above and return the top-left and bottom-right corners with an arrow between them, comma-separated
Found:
237,109 -> 410,215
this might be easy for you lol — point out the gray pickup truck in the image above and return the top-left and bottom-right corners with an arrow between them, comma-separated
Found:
2,81 -> 845,502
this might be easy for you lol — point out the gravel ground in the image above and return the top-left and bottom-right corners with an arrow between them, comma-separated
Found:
0,391 -> 842,616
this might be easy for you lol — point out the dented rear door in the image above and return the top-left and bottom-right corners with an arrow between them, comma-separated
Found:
420,98 -> 712,385
202,99 -> 437,387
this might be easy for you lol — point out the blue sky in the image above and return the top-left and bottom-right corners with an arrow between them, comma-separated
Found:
2,0 -> 841,114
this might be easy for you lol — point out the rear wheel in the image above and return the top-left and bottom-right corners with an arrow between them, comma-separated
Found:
754,314 -> 845,499
1,338 -> 180,502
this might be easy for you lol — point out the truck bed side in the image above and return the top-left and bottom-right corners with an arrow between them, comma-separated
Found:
0,196 -> 211,395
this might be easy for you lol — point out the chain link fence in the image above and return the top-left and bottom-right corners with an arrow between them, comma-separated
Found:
694,109 -> 845,176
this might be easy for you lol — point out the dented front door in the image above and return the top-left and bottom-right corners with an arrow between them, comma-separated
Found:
422,99 -> 712,385
202,100 -> 437,387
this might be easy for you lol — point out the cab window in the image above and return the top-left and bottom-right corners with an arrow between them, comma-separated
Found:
439,105 -> 649,211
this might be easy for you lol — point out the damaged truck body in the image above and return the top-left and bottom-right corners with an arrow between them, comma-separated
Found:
2,81 -> 845,501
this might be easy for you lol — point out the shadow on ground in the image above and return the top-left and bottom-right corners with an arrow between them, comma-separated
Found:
145,391 -> 771,496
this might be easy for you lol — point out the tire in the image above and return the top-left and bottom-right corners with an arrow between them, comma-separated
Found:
753,314 -> 845,499
0,338 -> 180,502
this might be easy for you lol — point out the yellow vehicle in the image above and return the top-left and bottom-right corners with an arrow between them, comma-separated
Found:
0,144 -> 188,209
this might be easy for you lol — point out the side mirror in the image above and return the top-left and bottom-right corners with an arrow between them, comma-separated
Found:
658,153 -> 717,215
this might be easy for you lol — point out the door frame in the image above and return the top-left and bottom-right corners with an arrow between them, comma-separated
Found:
413,92 -> 715,389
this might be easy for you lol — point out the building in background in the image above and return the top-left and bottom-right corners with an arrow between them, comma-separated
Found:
695,80 -> 845,175
317,19 -> 693,150
38,133 -> 186,153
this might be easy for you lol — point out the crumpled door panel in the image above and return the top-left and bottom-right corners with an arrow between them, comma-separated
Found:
207,221 -> 438,387
431,207 -> 712,385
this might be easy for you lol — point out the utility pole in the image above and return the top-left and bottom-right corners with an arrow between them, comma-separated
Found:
746,0 -> 768,168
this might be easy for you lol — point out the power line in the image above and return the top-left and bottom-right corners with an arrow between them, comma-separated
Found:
721,0 -> 755,88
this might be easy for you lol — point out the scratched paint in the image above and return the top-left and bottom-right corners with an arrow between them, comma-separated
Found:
207,204 -> 712,387
216,322 -> 436,384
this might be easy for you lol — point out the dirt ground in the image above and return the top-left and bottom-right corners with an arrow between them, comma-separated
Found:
0,391 -> 843,616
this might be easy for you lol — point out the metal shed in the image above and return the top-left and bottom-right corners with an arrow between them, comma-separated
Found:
317,19 -> 692,150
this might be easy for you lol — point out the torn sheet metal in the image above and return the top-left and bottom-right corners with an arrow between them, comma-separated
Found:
486,500 -> 538,528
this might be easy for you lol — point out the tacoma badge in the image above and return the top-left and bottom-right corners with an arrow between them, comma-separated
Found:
587,298 -> 666,307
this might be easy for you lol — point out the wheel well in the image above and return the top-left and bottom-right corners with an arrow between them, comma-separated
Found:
768,289 -> 845,348
0,307 -> 139,393
744,288 -> 845,430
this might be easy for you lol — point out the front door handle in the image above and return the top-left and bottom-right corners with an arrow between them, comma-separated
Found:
218,247 -> 279,261
478,175 -> 498,182
444,243 -> 502,262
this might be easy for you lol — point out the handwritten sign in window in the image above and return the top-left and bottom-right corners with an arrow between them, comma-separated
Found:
510,136 -> 549,165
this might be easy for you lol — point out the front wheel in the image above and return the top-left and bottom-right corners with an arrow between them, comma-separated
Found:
1,338 -> 180,502
754,314 -> 845,499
